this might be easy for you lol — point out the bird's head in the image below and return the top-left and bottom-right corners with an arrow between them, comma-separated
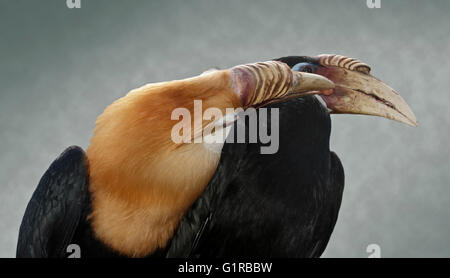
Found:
276,54 -> 417,126
86,60 -> 335,256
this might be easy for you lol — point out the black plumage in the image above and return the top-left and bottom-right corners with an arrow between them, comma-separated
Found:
16,147 -> 89,257
173,96 -> 345,257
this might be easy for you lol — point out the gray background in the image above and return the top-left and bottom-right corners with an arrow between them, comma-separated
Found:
1,0 -> 449,258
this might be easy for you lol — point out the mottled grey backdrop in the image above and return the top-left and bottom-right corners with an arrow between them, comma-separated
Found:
1,0 -> 449,258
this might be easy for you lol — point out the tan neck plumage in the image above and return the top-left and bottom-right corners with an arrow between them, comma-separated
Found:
85,60 -> 307,257
86,70 -> 239,257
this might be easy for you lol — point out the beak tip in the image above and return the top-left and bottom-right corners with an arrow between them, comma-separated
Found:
404,107 -> 418,127
402,116 -> 418,127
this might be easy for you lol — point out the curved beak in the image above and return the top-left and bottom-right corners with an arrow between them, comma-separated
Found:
315,54 -> 417,127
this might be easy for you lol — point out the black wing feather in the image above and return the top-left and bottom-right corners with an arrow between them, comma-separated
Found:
16,146 -> 89,258
308,151 -> 345,257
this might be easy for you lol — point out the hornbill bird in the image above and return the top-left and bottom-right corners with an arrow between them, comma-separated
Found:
17,54 -> 416,258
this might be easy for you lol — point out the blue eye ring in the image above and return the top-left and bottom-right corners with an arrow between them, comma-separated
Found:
292,62 -> 318,73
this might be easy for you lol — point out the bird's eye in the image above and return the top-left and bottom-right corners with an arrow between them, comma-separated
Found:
292,62 -> 318,74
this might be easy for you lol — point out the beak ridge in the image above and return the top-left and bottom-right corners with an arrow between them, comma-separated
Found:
230,61 -> 335,108
292,72 -> 335,95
